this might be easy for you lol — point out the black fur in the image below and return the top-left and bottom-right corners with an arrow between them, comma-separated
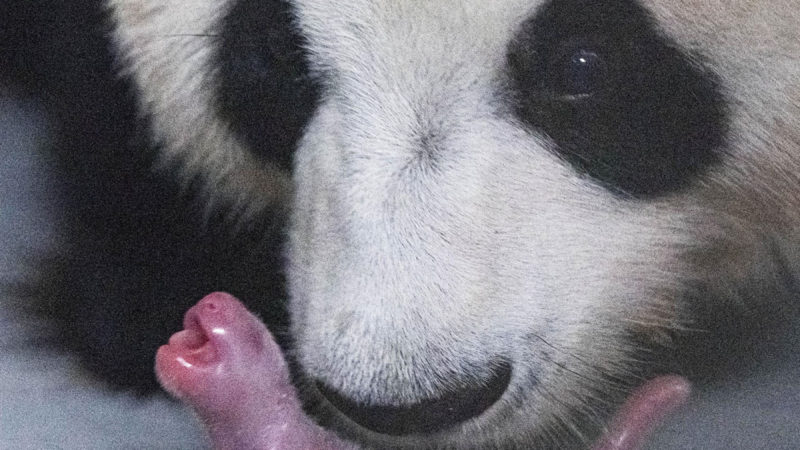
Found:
2,0 -> 290,393
507,0 -> 727,198
218,0 -> 320,171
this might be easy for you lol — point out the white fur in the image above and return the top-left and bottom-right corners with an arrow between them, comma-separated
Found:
106,0 -> 800,447
289,1 -> 800,446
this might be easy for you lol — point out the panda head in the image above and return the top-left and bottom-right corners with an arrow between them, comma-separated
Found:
109,0 -> 800,447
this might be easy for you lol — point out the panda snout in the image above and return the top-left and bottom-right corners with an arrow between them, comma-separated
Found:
315,361 -> 512,435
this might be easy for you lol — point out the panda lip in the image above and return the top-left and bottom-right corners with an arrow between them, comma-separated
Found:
315,361 -> 513,436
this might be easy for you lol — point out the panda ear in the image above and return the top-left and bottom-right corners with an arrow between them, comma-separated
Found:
217,0 -> 320,171
506,0 -> 727,198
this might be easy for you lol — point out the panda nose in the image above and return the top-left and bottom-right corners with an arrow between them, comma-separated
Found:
316,361 -> 512,435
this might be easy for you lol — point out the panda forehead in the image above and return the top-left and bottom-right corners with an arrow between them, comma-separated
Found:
290,0 -> 704,65
107,0 -> 751,103
291,0 -> 800,69
293,0 -> 536,59
108,0 -> 795,88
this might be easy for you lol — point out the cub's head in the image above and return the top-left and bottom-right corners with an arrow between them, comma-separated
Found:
110,0 -> 800,447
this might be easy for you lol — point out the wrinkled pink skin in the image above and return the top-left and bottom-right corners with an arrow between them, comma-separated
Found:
156,293 -> 689,450
592,376 -> 691,450
156,292 -> 354,450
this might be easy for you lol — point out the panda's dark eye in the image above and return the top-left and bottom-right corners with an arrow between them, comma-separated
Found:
557,48 -> 606,97
507,0 -> 726,198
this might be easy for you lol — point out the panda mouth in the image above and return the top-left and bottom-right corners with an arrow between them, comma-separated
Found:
315,361 -> 513,436
310,370 -> 690,448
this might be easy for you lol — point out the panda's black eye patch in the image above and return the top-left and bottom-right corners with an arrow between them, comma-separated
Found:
217,0 -> 319,171
507,0 -> 726,197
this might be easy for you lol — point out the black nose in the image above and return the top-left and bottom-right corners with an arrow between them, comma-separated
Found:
316,361 -> 512,435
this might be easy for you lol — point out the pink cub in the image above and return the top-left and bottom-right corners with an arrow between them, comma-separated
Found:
155,292 -> 353,450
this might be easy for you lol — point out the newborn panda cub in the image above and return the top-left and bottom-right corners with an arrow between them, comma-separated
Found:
156,294 -> 690,450
156,293 -> 352,450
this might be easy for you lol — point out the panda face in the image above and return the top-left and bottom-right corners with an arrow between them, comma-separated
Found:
287,1 -> 705,445
109,0 -> 800,447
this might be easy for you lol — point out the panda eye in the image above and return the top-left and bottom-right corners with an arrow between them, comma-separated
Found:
555,48 -> 606,98
508,0 -> 726,198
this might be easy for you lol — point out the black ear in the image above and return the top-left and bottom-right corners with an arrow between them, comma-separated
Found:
507,0 -> 727,198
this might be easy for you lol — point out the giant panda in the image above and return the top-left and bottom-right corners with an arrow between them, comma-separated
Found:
2,0 -> 800,448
